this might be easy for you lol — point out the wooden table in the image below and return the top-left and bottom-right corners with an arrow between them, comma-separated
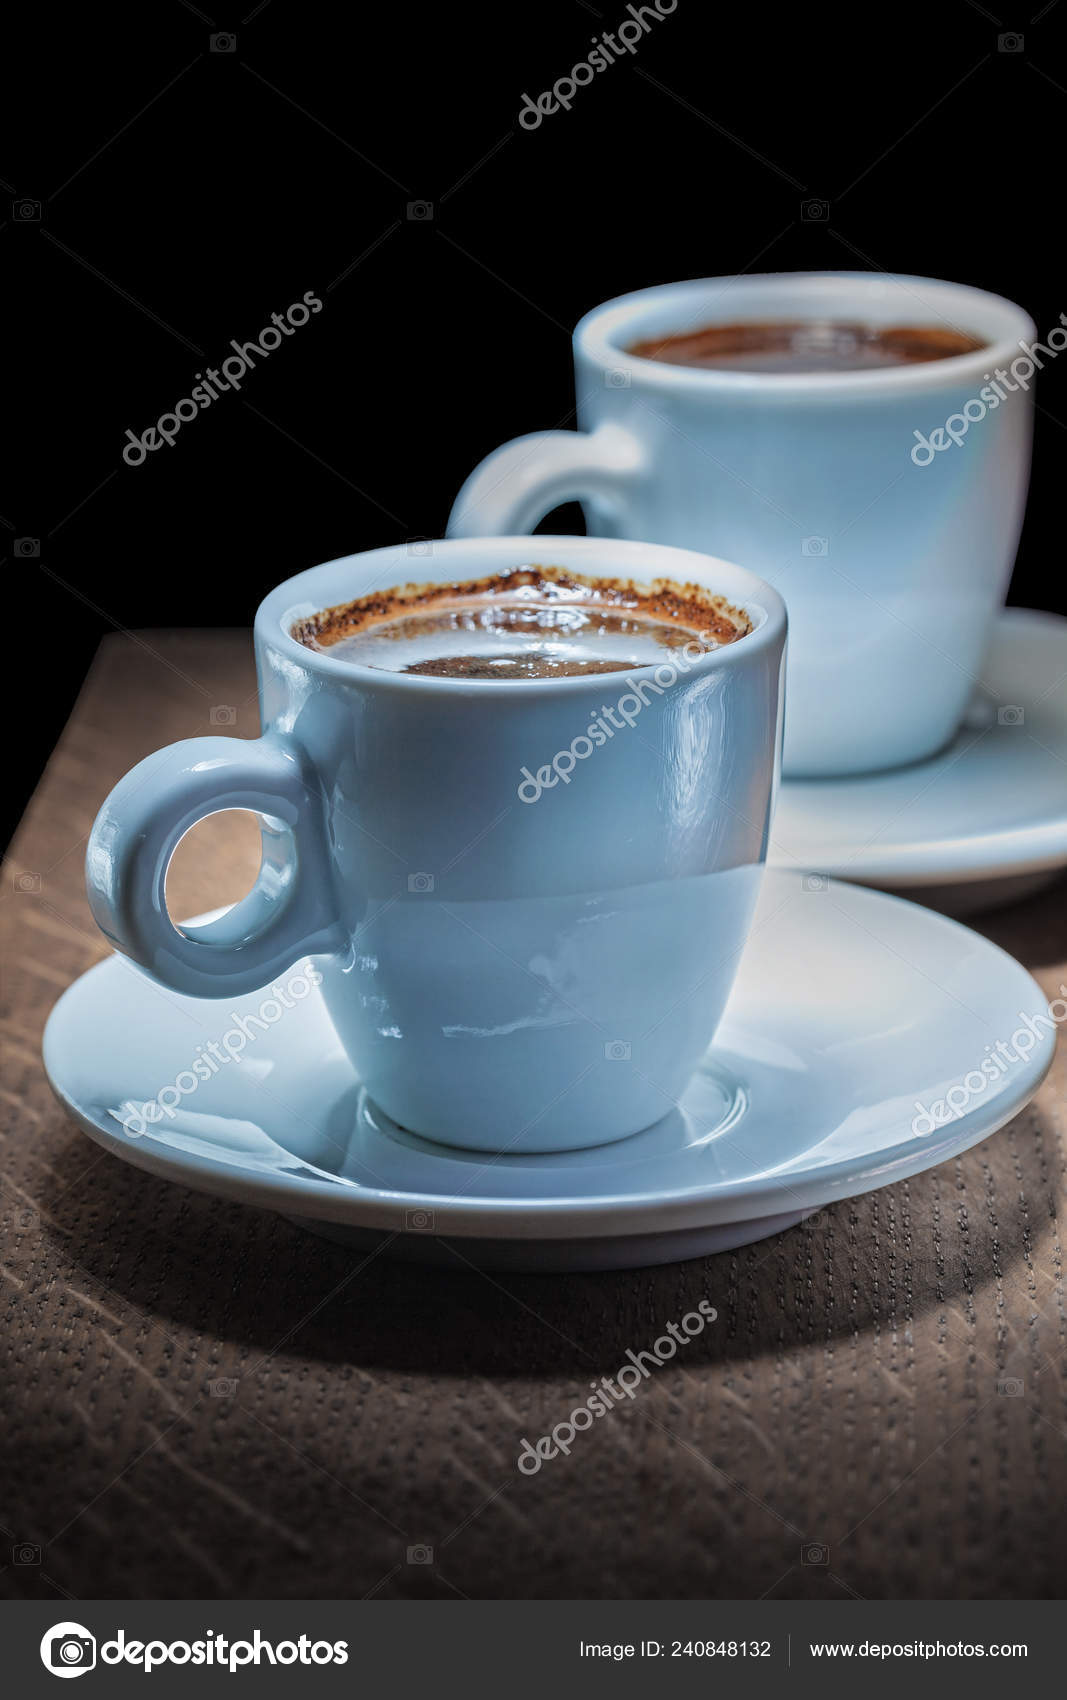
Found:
2,630 -> 1066,1600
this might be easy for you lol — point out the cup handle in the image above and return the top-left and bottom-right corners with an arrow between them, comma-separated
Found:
86,733 -> 344,999
446,423 -> 644,537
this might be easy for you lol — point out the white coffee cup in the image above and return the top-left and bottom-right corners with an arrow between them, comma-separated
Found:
448,272 -> 1036,777
86,536 -> 786,1154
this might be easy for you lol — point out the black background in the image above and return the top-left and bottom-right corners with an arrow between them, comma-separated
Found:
7,0 -> 1064,849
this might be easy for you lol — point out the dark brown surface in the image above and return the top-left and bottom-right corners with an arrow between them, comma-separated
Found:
2,630 -> 1066,1602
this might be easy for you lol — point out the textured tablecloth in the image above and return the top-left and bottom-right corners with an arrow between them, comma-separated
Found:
2,630 -> 1066,1601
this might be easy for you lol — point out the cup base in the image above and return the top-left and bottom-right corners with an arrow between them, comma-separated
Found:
782,719 -> 960,781
355,1053 -> 748,1162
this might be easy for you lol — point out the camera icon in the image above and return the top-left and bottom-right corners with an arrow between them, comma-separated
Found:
996,1377 -> 1024,1396
408,872 -> 435,893
801,1541 -> 829,1566
998,32 -> 1024,53
406,538 -> 434,557
802,536 -> 829,557
997,704 -> 1024,726
210,32 -> 237,52
801,198 -> 830,222
207,1377 -> 239,1398
802,873 -> 829,893
12,199 -> 41,222
605,368 -> 631,389
604,1040 -> 631,1061
14,1542 -> 41,1565
404,1208 -> 436,1231
14,871 -> 41,893
15,537 -> 40,557
209,704 -> 237,726
42,1624 -> 97,1677
407,1543 -> 434,1564
407,200 -> 434,222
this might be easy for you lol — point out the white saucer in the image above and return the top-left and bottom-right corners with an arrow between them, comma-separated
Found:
42,872 -> 1054,1270
772,609 -> 1067,913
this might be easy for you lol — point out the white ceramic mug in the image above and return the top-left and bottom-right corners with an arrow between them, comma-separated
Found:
86,536 -> 786,1153
448,273 -> 1035,776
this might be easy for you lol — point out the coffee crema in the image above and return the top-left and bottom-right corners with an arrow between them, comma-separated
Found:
290,565 -> 752,680
628,319 -> 988,373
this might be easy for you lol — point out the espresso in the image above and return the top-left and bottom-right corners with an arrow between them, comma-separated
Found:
291,566 -> 751,679
628,319 -> 987,373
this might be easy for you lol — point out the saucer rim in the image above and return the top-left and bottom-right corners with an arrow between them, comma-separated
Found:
772,609 -> 1067,887
42,874 -> 1055,1242
44,1058 -> 1049,1240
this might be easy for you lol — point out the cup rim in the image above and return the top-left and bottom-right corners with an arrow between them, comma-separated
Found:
256,535 -> 787,696
574,271 -> 1039,399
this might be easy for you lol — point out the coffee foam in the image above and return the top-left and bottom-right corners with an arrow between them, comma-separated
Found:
290,565 -> 752,679
628,319 -> 988,373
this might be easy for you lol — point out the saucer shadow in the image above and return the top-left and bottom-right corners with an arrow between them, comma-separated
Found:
968,866 -> 1067,972
40,1099 -> 1048,1380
